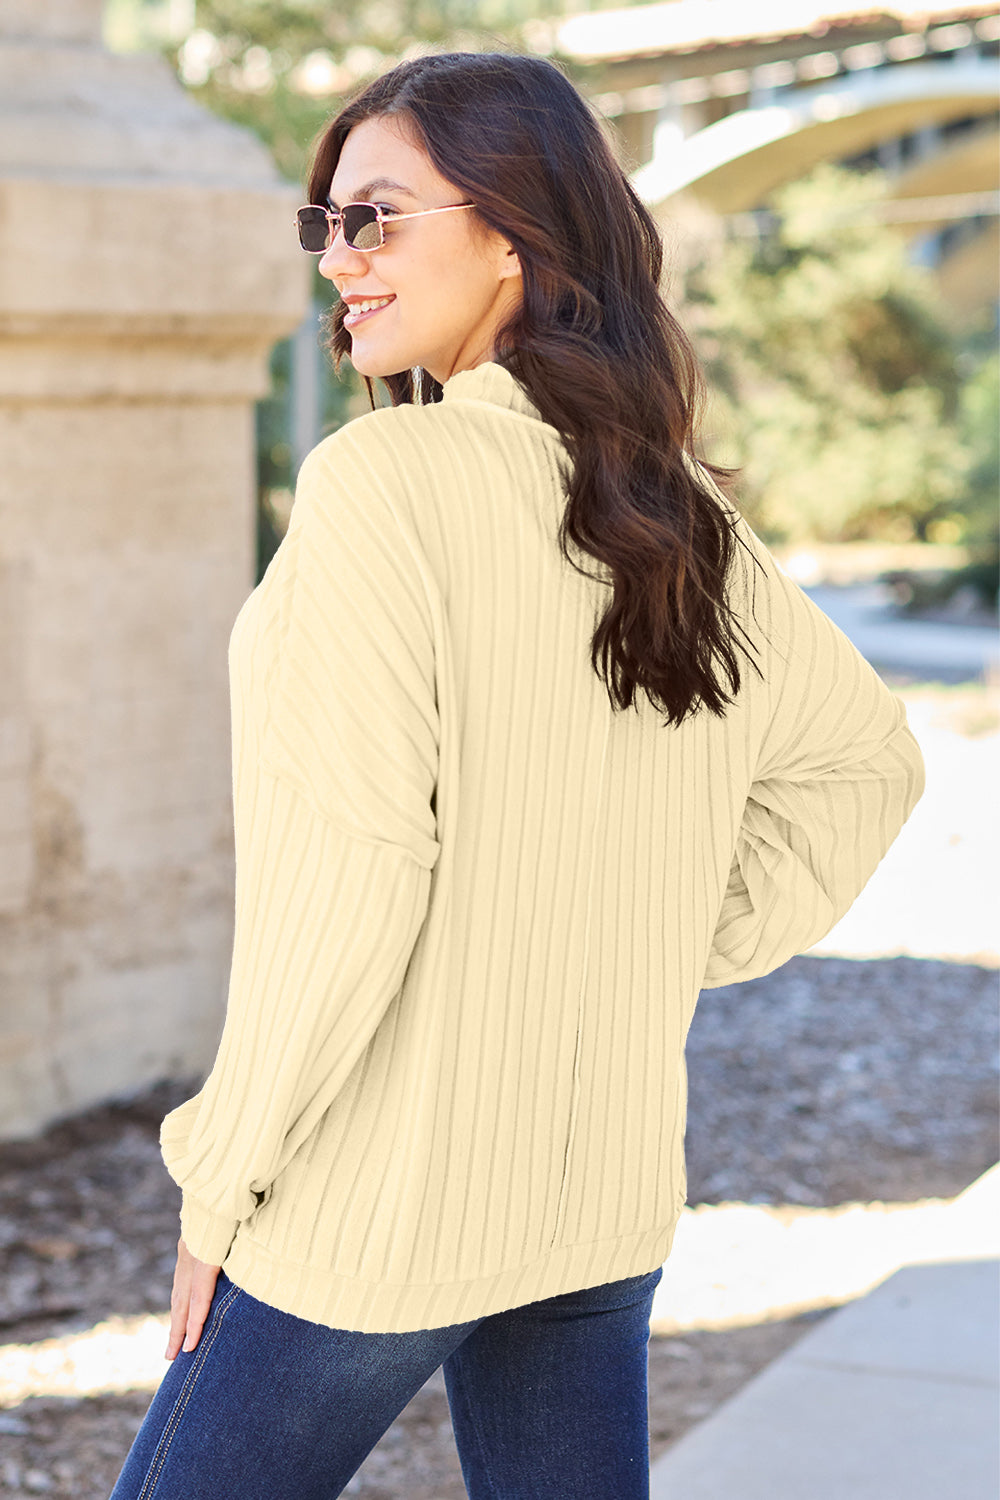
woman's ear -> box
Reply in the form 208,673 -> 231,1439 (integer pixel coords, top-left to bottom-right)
481,223 -> 521,283
498,243 -> 522,283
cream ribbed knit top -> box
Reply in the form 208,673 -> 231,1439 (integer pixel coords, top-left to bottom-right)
160,360 -> 924,1333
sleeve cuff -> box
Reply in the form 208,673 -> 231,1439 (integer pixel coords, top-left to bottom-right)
179,1191 -> 240,1267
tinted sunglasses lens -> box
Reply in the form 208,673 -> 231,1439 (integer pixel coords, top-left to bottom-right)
297,207 -> 330,253
343,205 -> 382,251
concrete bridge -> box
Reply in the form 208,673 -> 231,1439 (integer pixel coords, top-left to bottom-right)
539,2 -> 1000,314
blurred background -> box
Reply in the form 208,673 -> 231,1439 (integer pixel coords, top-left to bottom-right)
0,2 -> 996,1496
108,0 -> 999,589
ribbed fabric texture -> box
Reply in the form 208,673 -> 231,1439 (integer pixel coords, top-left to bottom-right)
160,361 -> 925,1333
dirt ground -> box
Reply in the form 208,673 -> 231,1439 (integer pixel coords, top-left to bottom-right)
0,1082 -> 837,1499
1,947 -> 996,1499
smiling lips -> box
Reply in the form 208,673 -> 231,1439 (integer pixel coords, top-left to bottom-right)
342,296 -> 395,328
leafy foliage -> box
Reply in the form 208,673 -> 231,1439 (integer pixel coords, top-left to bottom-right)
685,165 -> 991,549
956,341 -> 1000,557
170,0 -> 582,186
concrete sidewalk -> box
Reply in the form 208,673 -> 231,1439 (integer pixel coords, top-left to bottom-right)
649,1255 -> 999,1499
802,582 -> 1000,682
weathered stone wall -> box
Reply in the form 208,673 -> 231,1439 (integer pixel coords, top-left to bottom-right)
0,0 -> 310,1137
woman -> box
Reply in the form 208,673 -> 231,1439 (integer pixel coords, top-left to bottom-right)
110,50 -> 924,1500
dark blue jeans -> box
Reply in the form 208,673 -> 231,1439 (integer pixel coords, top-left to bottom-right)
109,1264 -> 663,1499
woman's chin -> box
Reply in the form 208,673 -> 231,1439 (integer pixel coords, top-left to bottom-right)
348,348 -> 408,380
346,347 -> 378,378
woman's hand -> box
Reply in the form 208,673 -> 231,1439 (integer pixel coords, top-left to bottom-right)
165,1236 -> 222,1360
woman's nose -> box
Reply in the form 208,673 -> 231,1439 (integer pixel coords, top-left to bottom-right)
317,231 -> 368,282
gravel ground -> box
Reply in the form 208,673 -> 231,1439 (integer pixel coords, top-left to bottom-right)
1,679 -> 997,1498
684,954 -> 997,1209
0,951 -> 995,1499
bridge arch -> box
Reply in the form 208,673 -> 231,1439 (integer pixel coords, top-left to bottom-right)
632,59 -> 999,213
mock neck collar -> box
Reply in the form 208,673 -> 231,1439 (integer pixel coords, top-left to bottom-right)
439,360 -> 541,421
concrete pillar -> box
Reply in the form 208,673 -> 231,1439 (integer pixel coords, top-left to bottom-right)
0,0 -> 310,1136
653,66 -> 686,159
876,136 -> 905,173
290,300 -> 325,472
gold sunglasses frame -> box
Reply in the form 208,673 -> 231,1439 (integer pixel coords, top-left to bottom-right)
295,200 -> 475,253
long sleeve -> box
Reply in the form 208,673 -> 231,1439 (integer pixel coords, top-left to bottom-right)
160,431 -> 441,1265
702,531 -> 925,989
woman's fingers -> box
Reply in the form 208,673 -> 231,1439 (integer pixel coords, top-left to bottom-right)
165,1237 -> 192,1361
183,1253 -> 221,1352
165,1236 -> 221,1360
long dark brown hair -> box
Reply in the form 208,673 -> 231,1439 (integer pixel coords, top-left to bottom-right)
307,51 -> 761,726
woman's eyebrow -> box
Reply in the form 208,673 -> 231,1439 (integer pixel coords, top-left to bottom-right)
328,177 -> 418,208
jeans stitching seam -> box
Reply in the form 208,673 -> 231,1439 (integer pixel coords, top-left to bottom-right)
136,1283 -> 243,1499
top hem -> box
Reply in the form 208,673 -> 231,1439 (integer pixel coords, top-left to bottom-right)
221,1219 -> 680,1334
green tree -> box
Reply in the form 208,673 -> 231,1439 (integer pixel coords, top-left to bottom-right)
685,165 -> 982,550
952,342 -> 1000,600
171,0 -> 585,186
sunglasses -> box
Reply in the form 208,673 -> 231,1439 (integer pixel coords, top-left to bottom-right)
295,200 -> 475,253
